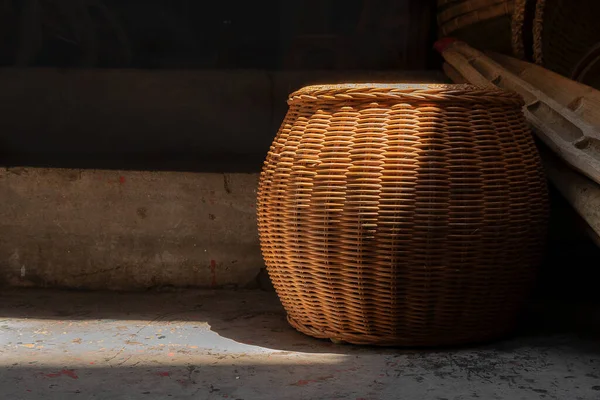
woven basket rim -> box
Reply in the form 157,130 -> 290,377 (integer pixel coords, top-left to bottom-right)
288,83 -> 523,105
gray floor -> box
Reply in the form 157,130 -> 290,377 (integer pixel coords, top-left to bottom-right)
0,289 -> 599,400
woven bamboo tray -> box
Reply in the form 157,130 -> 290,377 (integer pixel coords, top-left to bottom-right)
533,0 -> 600,84
257,83 -> 548,346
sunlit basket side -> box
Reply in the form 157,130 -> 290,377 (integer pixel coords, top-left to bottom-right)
257,84 -> 548,346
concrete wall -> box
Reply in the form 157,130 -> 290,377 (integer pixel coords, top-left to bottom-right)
0,68 -> 444,290
0,68 -> 444,171
0,167 -> 260,290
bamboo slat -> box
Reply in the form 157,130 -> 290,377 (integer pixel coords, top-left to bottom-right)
437,39 -> 600,186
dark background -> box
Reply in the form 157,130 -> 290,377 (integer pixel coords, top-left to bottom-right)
0,0 -> 598,304
0,0 -> 439,70
0,0 -> 440,173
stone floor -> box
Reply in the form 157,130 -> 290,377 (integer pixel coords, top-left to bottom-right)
0,289 -> 599,400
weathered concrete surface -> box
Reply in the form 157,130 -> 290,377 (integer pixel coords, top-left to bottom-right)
0,168 -> 261,290
0,289 -> 599,400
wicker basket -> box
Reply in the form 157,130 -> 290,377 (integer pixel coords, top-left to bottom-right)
257,84 -> 548,346
533,0 -> 600,84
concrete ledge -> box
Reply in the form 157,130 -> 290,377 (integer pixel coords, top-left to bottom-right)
0,167 -> 261,290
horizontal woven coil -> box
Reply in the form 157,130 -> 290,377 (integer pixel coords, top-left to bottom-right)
257,84 -> 548,346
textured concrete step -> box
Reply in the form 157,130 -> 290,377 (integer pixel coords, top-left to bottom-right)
0,168 -> 260,290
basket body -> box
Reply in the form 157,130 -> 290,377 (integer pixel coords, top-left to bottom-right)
257,84 -> 548,346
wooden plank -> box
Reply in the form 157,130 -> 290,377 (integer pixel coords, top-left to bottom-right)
442,62 -> 468,83
437,39 -> 600,186
442,44 -> 600,248
488,52 -> 600,127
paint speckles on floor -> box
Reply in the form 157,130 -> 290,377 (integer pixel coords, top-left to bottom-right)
0,289 -> 599,400
44,370 -> 79,379
291,375 -> 334,386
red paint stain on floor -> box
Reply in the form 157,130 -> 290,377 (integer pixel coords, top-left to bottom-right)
291,375 -> 334,386
45,369 -> 78,379
210,260 -> 217,287
157,372 -> 170,377
334,367 -> 359,373
119,176 -> 126,184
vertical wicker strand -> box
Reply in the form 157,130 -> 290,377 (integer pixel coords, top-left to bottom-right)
315,105 -> 356,337
282,105 -> 315,326
473,103 -> 511,336
304,106 -> 342,334
258,110 -> 297,314
439,103 -> 481,335
408,102 -> 451,340
492,104 -> 529,327
376,102 -> 421,341
359,103 -> 389,337
338,101 -> 386,337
